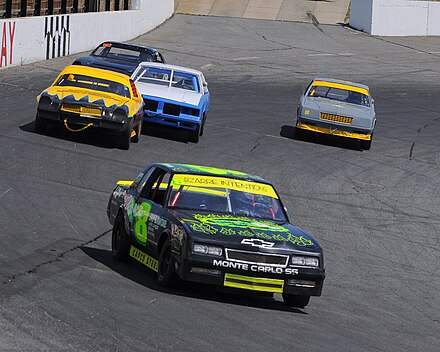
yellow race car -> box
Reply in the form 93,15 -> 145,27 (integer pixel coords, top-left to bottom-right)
35,65 -> 144,150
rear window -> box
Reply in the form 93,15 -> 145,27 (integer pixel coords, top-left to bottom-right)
55,74 -> 131,98
308,85 -> 370,107
91,43 -> 153,62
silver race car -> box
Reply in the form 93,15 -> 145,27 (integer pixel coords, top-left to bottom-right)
296,78 -> 376,150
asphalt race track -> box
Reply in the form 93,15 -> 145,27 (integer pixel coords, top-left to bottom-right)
0,15 -> 439,351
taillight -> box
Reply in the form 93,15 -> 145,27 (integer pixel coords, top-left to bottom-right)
130,80 -> 139,98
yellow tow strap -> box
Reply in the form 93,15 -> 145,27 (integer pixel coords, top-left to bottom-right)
64,119 -> 93,132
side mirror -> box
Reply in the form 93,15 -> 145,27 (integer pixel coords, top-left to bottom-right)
203,82 -> 208,87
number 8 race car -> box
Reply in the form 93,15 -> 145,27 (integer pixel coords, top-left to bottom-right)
107,163 -> 325,308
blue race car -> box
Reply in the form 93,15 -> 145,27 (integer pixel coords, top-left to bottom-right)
131,63 -> 210,143
73,42 -> 166,76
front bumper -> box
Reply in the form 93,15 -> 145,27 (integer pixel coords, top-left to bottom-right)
176,253 -> 325,296
297,116 -> 373,141
38,109 -> 128,133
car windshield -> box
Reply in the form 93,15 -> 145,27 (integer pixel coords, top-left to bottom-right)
308,85 -> 370,107
133,66 -> 199,92
91,43 -> 153,62
167,174 -> 287,222
55,74 -> 131,98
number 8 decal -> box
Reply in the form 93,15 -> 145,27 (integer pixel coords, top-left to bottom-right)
134,202 -> 151,246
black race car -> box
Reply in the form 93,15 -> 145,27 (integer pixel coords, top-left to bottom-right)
73,41 -> 166,76
107,163 -> 325,308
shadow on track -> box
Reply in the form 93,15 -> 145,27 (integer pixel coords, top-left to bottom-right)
280,125 -> 363,151
19,121 -> 190,148
81,246 -> 307,315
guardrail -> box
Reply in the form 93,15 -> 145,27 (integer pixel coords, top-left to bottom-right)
0,0 -> 174,69
350,0 -> 440,36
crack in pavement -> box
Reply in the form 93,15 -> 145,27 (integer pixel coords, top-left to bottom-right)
2,229 -> 111,285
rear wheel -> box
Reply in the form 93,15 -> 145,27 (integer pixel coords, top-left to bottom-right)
282,294 -> 310,308
360,135 -> 373,150
157,238 -> 178,287
131,119 -> 142,143
189,124 -> 201,143
34,113 -> 47,133
112,216 -> 130,262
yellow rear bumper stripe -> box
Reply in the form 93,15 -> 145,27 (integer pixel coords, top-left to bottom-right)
296,123 -> 372,140
224,273 -> 284,293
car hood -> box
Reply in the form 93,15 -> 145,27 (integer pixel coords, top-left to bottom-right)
172,210 -> 320,251
43,87 -> 129,107
304,97 -> 373,119
74,56 -> 136,75
135,82 -> 203,107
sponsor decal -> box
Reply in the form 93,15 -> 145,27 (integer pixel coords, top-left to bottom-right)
192,214 -> 288,232
213,259 -> 298,275
0,21 -> 16,68
44,15 -> 71,60
172,174 -> 278,199
224,273 -> 284,293
130,246 -> 158,272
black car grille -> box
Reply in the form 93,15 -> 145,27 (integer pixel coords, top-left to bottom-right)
225,249 -> 288,267
163,103 -> 181,116
144,99 -> 159,112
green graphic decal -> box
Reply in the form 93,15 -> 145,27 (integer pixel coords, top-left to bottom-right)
182,213 -> 315,247
134,202 -> 151,245
193,214 -> 289,233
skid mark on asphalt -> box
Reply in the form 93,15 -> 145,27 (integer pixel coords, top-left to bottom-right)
1,229 -> 111,286
0,187 -> 12,199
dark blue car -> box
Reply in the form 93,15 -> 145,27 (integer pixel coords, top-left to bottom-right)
73,42 -> 166,76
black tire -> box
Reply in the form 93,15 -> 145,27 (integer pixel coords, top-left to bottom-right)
157,238 -> 178,287
360,135 -> 372,150
282,294 -> 310,308
294,126 -> 304,139
119,125 -> 131,150
189,124 -> 201,143
112,216 -> 130,262
131,119 -> 142,143
199,115 -> 206,136
34,113 -> 47,133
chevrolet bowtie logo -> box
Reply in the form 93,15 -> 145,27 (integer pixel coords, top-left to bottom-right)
241,238 -> 275,248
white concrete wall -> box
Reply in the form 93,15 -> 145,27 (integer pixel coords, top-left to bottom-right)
350,0 -> 440,36
0,0 -> 174,69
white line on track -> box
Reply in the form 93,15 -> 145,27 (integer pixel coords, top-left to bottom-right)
200,64 -> 215,70
231,56 -> 260,61
0,187 -> 12,199
338,53 -> 354,56
307,53 -> 334,57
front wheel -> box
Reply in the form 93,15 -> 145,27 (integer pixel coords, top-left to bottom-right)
282,294 -> 310,308
119,124 -> 132,150
112,216 -> 130,262
157,238 -> 178,287
34,113 -> 47,133
131,119 -> 142,143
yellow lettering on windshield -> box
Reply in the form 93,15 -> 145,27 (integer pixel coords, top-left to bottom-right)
172,175 -> 278,199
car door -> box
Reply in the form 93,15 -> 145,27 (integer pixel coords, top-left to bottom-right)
132,168 -> 171,255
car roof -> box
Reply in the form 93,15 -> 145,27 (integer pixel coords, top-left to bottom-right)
313,77 -> 370,92
152,163 -> 270,183
57,65 -> 131,85
98,41 -> 159,54
137,62 -> 203,76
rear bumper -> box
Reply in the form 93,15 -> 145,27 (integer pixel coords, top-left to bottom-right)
143,113 -> 200,132
176,255 -> 325,296
297,117 -> 373,140
38,109 -> 128,133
